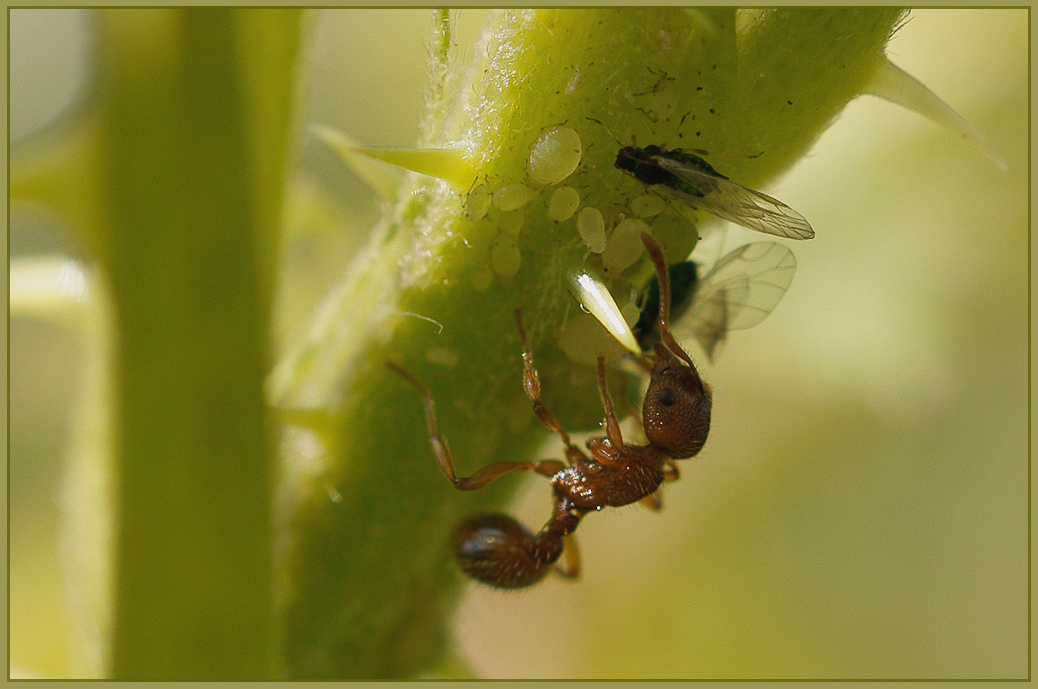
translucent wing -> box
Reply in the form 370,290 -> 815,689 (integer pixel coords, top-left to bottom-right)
650,153 -> 815,240
673,242 -> 797,361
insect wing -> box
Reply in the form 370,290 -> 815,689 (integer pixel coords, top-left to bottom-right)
707,242 -> 797,330
652,155 -> 815,240
677,281 -> 746,361
672,242 -> 797,360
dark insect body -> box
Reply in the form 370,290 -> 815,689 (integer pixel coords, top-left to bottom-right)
615,145 -> 815,240
388,232 -> 712,589
634,242 -> 796,362
633,260 -> 700,352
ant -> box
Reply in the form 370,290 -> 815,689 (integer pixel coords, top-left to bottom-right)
387,231 -> 712,589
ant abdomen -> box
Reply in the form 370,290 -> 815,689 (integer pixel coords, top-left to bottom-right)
451,514 -> 554,589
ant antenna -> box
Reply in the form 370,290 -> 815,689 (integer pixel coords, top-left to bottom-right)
639,231 -> 696,369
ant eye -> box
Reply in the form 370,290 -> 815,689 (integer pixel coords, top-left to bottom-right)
658,387 -> 676,406
642,358 -> 712,459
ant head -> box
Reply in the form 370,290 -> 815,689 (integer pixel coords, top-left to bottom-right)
638,230 -> 713,458
643,347 -> 711,458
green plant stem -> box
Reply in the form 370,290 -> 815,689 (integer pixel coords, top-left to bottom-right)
90,9 -> 303,679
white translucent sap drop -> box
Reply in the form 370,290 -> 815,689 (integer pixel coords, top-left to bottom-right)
492,184 -> 538,211
547,186 -> 580,223
465,184 -> 492,221
527,126 -> 582,186
602,218 -> 650,275
566,270 -> 641,355
576,207 -> 606,253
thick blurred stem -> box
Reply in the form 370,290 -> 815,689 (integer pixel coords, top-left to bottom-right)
93,8 -> 303,679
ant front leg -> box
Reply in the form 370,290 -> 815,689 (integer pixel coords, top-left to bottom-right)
386,361 -> 565,490
514,309 -> 586,465
586,355 -> 625,467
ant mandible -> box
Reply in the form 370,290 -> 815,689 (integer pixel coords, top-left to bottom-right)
387,231 -> 712,589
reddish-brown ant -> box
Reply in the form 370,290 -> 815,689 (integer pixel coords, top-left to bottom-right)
387,231 -> 712,589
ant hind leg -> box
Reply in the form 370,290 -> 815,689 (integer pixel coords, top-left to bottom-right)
387,361 -> 564,490
639,460 -> 679,511
554,534 -> 580,579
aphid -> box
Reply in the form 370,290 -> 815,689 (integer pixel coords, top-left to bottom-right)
614,145 -> 815,240
601,217 -> 651,275
464,183 -> 492,222
576,207 -> 606,253
492,183 -> 538,211
388,232 -> 711,589
527,126 -> 583,187
547,186 -> 581,223
633,241 -> 796,361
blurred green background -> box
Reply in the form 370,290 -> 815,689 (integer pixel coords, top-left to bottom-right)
9,9 -> 1028,678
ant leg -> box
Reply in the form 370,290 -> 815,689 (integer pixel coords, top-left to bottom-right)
450,459 -> 565,491
640,492 -> 663,511
514,310 -> 585,465
640,231 -> 696,368
588,354 -> 625,467
553,534 -> 580,579
616,372 -> 642,421
387,361 -> 565,490
639,461 -> 679,511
